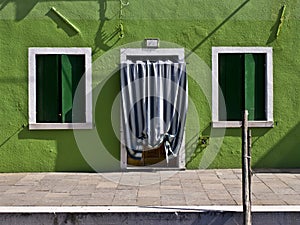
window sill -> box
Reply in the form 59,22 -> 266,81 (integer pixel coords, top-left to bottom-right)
29,123 -> 93,130
212,121 -> 274,128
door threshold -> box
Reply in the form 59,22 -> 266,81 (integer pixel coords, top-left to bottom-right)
124,166 -> 186,172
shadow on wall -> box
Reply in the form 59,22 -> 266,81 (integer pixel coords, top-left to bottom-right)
0,0 -> 120,51
0,0 -> 104,21
93,0 -> 121,54
17,71 -> 121,172
18,128 -> 94,172
0,0 -> 39,21
185,0 -> 250,58
266,5 -> 286,45
94,71 -> 121,161
254,122 -> 300,169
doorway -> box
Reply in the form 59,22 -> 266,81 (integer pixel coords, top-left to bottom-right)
120,48 -> 187,170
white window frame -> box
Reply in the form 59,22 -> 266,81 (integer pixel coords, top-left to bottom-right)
212,47 -> 273,128
28,47 -> 92,130
120,48 -> 186,169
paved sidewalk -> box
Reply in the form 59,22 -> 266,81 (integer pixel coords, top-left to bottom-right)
0,169 -> 300,206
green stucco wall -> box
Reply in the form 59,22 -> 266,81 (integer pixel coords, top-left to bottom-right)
0,0 -> 299,172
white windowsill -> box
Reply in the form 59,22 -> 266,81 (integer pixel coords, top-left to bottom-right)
29,123 -> 93,130
212,121 -> 274,128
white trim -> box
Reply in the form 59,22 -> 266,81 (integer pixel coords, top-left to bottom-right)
212,121 -> 274,128
29,123 -> 93,130
1,205 -> 300,213
178,131 -> 186,169
212,47 -> 273,128
120,48 -> 186,169
120,48 -> 185,63
120,114 -> 127,170
212,47 -> 273,54
266,49 -> 274,122
28,47 -> 92,130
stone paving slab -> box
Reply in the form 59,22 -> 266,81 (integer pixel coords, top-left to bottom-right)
0,169 -> 300,206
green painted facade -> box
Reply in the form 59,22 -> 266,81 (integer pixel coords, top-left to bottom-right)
0,0 -> 300,172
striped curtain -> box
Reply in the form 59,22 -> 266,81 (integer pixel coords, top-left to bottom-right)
121,60 -> 187,163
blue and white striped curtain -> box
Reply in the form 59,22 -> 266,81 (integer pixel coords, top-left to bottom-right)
121,60 -> 188,163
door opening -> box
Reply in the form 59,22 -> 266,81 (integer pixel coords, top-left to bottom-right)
120,48 -> 187,170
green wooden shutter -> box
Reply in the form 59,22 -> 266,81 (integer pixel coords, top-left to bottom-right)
219,54 -> 243,121
61,55 -> 73,123
253,54 -> 266,120
61,55 -> 85,123
244,54 -> 255,120
219,53 -> 266,122
36,55 -> 60,122
36,54 -> 85,123
244,53 -> 266,120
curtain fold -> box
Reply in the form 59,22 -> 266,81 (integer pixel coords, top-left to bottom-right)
121,60 -> 187,162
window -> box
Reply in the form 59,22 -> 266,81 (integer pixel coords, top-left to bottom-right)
212,47 -> 273,128
120,48 -> 187,169
28,48 -> 92,130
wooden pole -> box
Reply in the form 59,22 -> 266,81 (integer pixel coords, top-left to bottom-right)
242,110 -> 251,225
248,129 -> 252,205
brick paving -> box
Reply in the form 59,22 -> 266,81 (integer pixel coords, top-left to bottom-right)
0,169 -> 299,206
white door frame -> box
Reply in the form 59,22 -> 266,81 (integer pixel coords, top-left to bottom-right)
120,48 -> 186,170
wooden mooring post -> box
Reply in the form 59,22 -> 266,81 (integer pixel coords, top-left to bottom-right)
242,110 -> 252,225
